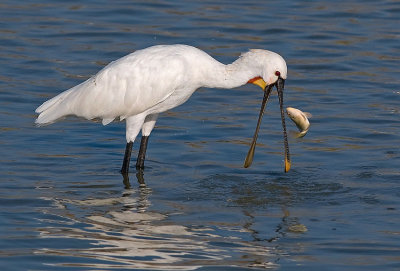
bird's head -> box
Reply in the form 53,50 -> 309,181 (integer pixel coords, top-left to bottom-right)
243,49 -> 290,172
245,49 -> 287,89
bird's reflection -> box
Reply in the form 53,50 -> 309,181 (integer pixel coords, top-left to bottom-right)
35,186 -> 280,270
34,172 -> 313,270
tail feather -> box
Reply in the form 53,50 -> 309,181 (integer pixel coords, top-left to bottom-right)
35,89 -> 73,125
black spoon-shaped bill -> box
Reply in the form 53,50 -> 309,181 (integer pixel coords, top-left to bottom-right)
243,77 -> 291,172
243,84 -> 273,168
276,78 -> 291,172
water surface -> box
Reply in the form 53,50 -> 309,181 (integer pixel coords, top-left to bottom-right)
1,0 -> 399,270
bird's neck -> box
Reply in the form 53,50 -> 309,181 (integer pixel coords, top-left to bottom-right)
201,56 -> 260,89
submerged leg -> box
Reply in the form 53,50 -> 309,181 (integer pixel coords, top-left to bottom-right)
136,136 -> 149,169
121,141 -> 133,174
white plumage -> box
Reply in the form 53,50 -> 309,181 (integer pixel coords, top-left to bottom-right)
35,44 -> 289,174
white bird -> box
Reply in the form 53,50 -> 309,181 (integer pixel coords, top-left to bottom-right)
35,44 -> 291,174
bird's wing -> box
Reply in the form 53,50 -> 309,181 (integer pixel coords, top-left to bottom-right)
59,49 -> 189,123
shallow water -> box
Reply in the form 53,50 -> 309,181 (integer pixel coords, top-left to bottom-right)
1,0 -> 400,270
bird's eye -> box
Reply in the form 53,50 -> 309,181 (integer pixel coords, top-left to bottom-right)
275,71 -> 281,76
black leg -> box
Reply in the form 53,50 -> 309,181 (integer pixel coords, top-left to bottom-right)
136,135 -> 149,169
122,173 -> 130,189
136,169 -> 146,187
121,141 -> 133,174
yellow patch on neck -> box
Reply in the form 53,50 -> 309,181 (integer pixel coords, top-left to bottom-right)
247,76 -> 267,90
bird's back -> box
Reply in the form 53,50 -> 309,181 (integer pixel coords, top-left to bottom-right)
35,44 -> 215,125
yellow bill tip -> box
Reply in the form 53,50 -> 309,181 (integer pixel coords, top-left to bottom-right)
243,145 -> 255,168
284,158 -> 291,173
243,156 -> 251,168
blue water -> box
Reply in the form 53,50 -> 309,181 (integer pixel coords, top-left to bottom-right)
1,0 -> 400,270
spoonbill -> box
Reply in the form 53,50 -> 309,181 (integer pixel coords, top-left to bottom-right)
35,44 -> 290,174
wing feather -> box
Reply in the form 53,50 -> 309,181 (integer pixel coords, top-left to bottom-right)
36,45 -> 191,125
